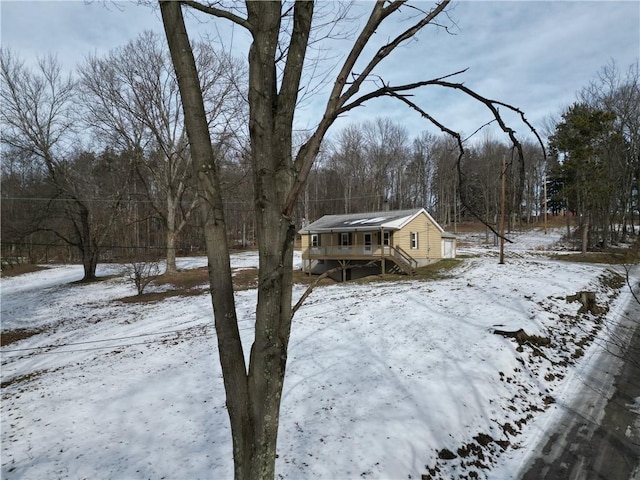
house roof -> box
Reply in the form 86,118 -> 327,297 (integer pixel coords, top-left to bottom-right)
299,208 -> 446,234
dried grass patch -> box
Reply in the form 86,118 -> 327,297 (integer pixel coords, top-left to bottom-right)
1,328 -> 43,347
0,264 -> 48,277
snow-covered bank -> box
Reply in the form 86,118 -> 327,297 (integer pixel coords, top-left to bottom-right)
1,230 -> 637,479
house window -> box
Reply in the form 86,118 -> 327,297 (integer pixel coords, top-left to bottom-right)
340,232 -> 351,246
311,234 -> 320,247
410,231 -> 418,249
383,231 -> 390,246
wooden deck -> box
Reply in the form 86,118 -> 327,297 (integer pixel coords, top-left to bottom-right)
304,245 -> 417,275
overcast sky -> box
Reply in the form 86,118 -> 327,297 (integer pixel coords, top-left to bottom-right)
1,1 -> 639,143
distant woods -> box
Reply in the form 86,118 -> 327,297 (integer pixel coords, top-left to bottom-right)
1,35 -> 638,276
1,32 -> 249,278
302,120 -> 547,234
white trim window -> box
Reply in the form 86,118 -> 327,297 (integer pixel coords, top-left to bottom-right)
383,231 -> 390,246
410,231 -> 419,249
311,234 -> 320,247
340,232 -> 351,246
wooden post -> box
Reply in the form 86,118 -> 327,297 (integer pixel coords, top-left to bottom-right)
453,182 -> 458,235
307,233 -> 311,276
543,172 -> 548,235
499,154 -> 507,265
380,228 -> 385,276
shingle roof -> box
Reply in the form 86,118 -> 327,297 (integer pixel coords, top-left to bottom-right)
299,208 -> 425,233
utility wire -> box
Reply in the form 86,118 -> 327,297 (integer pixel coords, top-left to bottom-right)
1,336 -> 203,357
1,241 -> 191,251
2,191 -> 401,205
0,302 -> 351,358
1,325 -> 206,353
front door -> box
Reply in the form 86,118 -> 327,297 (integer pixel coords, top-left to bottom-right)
364,233 -> 372,252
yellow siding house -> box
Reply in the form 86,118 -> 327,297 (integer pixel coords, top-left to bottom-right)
299,208 -> 456,281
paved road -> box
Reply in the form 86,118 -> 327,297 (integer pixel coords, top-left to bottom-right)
521,291 -> 640,480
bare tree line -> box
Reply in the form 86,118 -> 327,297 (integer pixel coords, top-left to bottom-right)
1,32 -> 249,278
2,31 -> 638,282
300,119 -> 549,236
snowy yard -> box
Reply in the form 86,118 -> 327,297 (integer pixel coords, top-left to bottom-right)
1,229 -> 638,479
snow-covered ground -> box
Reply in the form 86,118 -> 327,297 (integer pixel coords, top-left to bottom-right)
1,228 -> 638,479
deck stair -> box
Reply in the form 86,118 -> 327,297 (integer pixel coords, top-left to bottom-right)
389,246 -> 417,275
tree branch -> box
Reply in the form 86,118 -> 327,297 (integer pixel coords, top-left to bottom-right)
181,0 -> 252,31
338,0 -> 451,108
291,260 -> 378,317
277,2 -> 314,121
285,1 -> 453,216
384,89 -> 516,243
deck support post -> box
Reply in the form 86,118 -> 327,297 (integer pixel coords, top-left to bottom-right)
380,228 -> 385,276
339,260 -> 348,282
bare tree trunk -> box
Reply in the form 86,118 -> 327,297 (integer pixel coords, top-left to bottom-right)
166,196 -> 178,273
166,230 -> 178,273
160,4 -> 251,478
582,210 -> 590,255
82,248 -> 99,281
159,2 -> 544,479
78,203 -> 98,281
241,3 -> 311,476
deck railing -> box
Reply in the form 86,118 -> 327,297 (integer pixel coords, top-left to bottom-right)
308,245 -> 391,257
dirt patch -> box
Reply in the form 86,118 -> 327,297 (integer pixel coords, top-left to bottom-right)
119,267 -> 262,303
550,244 -> 639,265
71,274 -> 121,285
0,370 -> 45,389
119,267 -> 209,303
600,271 -> 625,290
292,270 -> 336,286
119,288 -> 206,304
232,268 -> 259,290
437,449 -> 457,460
0,264 -> 48,277
1,328 -> 43,347
343,259 -> 462,284
425,432 -> 511,480
155,267 -> 209,290
493,328 -> 551,348
413,259 -> 462,280
153,266 -> 260,291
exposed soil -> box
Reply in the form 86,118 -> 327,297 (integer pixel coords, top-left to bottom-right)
0,370 -> 45,389
119,266 -> 264,303
522,294 -> 640,480
154,267 -> 210,290
0,264 -> 48,277
420,270 -> 626,480
551,242 -> 639,265
1,329 -> 43,347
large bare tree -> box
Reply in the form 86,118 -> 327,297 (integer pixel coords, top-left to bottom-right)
158,1 -> 540,478
0,49 -> 130,280
364,118 -> 411,210
78,31 -> 246,272
328,124 -> 368,213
